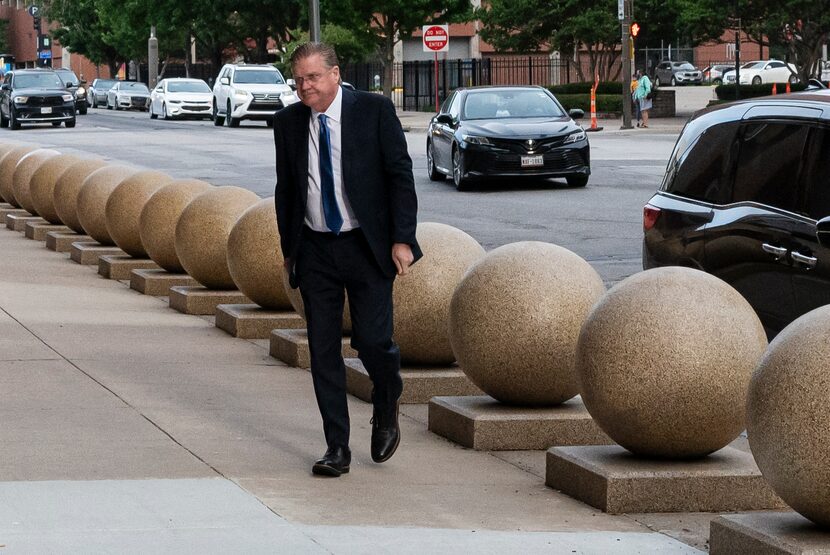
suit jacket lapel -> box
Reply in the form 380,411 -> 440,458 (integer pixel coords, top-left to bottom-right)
340,88 -> 356,198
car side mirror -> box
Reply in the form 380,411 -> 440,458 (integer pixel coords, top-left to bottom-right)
0,84 -> 8,91
286,78 -> 296,90
569,109 -> 585,119
66,82 -> 73,89
817,217 -> 830,248
219,77 -> 230,85
435,114 -> 453,125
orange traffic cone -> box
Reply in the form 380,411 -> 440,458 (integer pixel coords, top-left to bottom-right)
772,83 -> 777,95
786,80 -> 791,94
586,77 -> 603,132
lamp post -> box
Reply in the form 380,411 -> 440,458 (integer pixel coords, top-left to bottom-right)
734,0 -> 741,100
309,0 -> 321,42
620,0 -> 633,129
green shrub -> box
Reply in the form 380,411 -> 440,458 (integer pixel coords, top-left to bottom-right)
555,93 -> 622,113
715,82 -> 808,100
547,81 -> 623,95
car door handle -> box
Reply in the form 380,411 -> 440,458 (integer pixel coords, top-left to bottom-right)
762,243 -> 788,261
791,251 -> 818,269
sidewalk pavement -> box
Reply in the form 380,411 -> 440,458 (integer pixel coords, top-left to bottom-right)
0,213 -> 712,553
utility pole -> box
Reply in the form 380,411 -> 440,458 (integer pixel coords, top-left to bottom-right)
620,0 -> 633,129
309,0 -> 321,42
734,0 -> 741,100
148,26 -> 159,88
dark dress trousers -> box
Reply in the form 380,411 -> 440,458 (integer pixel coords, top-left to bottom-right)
274,87 -> 422,449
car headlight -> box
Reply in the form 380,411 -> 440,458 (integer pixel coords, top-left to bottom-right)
462,134 -> 492,145
62,94 -> 74,102
13,96 -> 28,104
234,90 -> 250,100
281,91 -> 296,101
564,130 -> 586,144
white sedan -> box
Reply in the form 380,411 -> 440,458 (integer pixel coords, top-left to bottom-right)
734,60 -> 799,85
149,78 -> 213,120
106,81 -> 151,111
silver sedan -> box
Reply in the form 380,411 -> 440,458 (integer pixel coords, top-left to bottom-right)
106,81 -> 151,111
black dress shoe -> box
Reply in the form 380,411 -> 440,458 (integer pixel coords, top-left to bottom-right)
312,446 -> 351,477
371,400 -> 401,463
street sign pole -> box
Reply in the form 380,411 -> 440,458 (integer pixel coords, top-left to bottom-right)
422,25 -> 449,112
620,0 -> 633,129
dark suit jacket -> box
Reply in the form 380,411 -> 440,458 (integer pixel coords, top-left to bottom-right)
274,87 -> 422,279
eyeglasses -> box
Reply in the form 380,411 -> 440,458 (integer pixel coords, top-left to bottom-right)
294,67 -> 336,85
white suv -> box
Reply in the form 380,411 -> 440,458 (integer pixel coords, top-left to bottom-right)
212,64 -> 298,127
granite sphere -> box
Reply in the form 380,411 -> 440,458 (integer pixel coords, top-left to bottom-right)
76,165 -> 139,245
30,154 -> 83,223
53,158 -> 108,233
105,170 -> 173,257
576,266 -> 767,458
394,222 -> 484,365
282,265 -> 352,331
747,305 -> 830,528
12,149 -> 61,215
175,186 -> 260,289
0,145 -> 39,206
227,198 -> 291,309
139,179 -> 213,273
449,241 -> 605,406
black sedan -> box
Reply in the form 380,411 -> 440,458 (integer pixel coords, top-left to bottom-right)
426,86 -> 590,190
0,69 -> 76,129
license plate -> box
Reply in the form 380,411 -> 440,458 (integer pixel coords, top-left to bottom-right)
41,107 -> 52,114
521,155 -> 543,167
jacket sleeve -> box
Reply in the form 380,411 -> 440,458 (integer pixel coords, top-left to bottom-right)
273,116 -> 294,258
377,96 -> 418,247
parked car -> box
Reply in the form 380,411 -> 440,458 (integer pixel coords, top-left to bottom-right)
703,64 -> 733,86
643,93 -> 830,337
426,85 -> 589,190
212,63 -> 298,127
653,61 -> 703,86
820,60 -> 830,82
54,68 -> 87,115
727,60 -> 799,85
106,81 -> 150,111
0,68 -> 76,129
722,62 -> 759,85
149,78 -> 212,120
89,78 -> 119,108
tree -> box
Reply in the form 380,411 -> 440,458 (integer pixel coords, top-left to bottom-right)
282,24 -> 376,74
43,0 -> 124,76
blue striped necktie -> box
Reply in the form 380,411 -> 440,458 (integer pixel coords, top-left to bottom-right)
318,114 -> 343,234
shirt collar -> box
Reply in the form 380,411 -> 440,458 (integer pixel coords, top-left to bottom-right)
312,86 -> 343,123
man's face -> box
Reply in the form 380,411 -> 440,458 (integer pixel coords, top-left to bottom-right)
293,53 -> 341,113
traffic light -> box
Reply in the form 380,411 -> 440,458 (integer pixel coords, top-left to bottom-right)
33,16 -> 41,33
630,22 -> 641,37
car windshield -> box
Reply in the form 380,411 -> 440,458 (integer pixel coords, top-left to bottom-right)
745,62 -> 765,69
14,73 -> 64,89
95,80 -> 118,89
675,62 -> 695,70
167,80 -> 210,93
462,89 -> 564,120
233,70 -> 285,84
122,82 -> 149,92
57,71 -> 79,85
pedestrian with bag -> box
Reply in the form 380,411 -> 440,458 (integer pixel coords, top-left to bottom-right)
634,70 -> 653,128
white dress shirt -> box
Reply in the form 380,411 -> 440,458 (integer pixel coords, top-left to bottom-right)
305,86 -> 359,232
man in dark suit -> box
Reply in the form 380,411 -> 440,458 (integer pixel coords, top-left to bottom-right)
274,42 -> 422,477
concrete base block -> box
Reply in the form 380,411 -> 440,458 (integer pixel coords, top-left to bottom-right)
129,269 -> 198,296
215,304 -> 304,339
545,445 -> 786,514
428,395 -> 612,450
6,213 -> 43,231
24,222 -> 70,241
710,513 -> 830,555
98,255 -> 160,280
46,232 -> 92,252
346,359 -> 482,405
0,207 -> 29,222
168,286 -> 250,316
269,329 -> 355,369
69,242 -> 124,265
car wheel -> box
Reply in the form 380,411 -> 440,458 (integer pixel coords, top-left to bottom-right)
226,101 -> 239,128
426,141 -> 444,181
566,174 -> 589,188
752,76 -> 762,85
51,122 -> 61,127
213,101 -> 224,126
788,74 -> 798,84
713,78 -> 722,86
65,118 -> 76,128
9,107 -> 20,130
149,103 -> 158,119
670,76 -> 677,86
162,103 -> 170,120
107,99 -> 113,110
452,147 -> 470,191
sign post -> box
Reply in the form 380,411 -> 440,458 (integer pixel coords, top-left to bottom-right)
422,25 -> 449,112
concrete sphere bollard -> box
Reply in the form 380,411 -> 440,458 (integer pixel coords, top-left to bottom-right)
747,305 -> 830,528
449,241 -> 605,406
105,170 -> 173,257
53,158 -> 108,233
175,186 -> 260,289
139,179 -> 213,273
227,198 -> 291,309
30,154 -> 83,224
576,266 -> 767,459
0,145 -> 39,206
12,149 -> 61,215
282,266 -> 352,332
76,165 -> 139,245
394,222 -> 484,365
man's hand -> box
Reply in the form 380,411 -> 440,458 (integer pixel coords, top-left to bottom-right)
391,243 -> 414,275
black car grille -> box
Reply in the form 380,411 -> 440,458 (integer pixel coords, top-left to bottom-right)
491,150 -> 585,172
488,136 -> 566,152
130,97 -> 147,107
183,105 -> 210,111
26,96 -> 64,107
249,99 -> 283,111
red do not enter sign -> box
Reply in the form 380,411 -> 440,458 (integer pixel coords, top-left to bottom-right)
422,25 -> 449,52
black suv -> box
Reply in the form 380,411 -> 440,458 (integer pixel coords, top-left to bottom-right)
55,68 -> 88,114
0,69 -> 76,129
643,92 -> 830,337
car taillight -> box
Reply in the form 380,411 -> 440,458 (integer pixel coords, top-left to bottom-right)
643,204 -> 661,231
